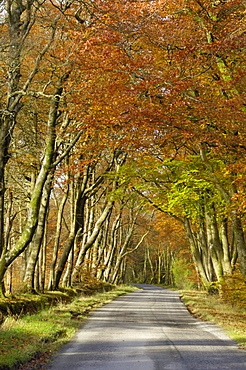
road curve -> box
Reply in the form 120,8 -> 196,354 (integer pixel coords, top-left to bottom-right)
48,284 -> 246,370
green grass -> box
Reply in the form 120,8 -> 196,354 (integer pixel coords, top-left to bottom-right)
180,289 -> 246,349
2,285 -> 245,368
0,285 -> 138,369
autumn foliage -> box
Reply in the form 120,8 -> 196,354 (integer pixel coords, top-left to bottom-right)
0,0 -> 245,300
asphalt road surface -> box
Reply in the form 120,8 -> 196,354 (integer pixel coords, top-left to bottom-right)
48,284 -> 246,369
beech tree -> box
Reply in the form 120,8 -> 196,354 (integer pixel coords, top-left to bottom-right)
0,0 -> 84,295
115,0 -> 246,282
0,0 -> 245,294
119,146 -> 244,287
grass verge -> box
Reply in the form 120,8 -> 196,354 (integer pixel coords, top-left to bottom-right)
0,285 -> 138,369
180,290 -> 246,349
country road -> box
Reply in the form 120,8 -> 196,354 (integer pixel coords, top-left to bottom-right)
48,285 -> 246,369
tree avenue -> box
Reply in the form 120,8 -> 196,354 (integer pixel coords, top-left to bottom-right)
0,0 -> 245,297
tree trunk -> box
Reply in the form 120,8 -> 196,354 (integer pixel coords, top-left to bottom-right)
184,217 -> 211,287
71,151 -> 127,284
205,203 -> 224,282
96,219 -> 110,280
39,225 -> 47,292
51,167 -> 91,290
72,198 -> 115,283
232,214 -> 246,276
0,0 -> 30,292
48,171 -> 69,290
0,79 -> 63,296
52,230 -> 77,290
220,218 -> 233,275
110,219 -> 149,285
102,212 -> 121,282
62,243 -> 74,288
23,173 -> 53,292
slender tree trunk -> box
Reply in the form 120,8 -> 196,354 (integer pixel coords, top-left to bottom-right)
96,220 -> 110,280
184,217 -> 211,287
0,78 -> 64,296
220,218 -> 233,275
51,154 -> 122,290
147,244 -> 154,283
40,226 -> 47,292
102,212 -> 121,281
110,225 -> 149,285
48,173 -> 69,290
0,0 -> 28,294
71,151 -> 127,284
23,173 -> 53,292
72,198 -> 115,283
53,231 -> 77,290
91,230 -> 103,277
109,226 -> 134,284
51,169 -> 90,290
143,247 -> 148,283
232,214 -> 246,276
0,0 -> 59,296
205,203 -> 224,282
62,246 -> 74,288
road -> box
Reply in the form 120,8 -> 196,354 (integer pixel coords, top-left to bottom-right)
48,284 -> 246,369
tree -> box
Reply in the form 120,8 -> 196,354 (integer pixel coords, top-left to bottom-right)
1,0 -> 245,294
0,0 -> 83,295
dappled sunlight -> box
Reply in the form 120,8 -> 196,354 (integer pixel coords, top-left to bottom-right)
49,286 -> 246,370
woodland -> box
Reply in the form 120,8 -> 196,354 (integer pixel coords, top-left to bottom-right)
0,0 -> 245,298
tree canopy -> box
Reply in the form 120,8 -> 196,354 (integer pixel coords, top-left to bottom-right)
0,0 -> 245,296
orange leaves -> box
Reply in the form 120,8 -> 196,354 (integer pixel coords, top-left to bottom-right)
220,270 -> 246,308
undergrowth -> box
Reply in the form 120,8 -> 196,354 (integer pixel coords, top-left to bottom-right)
0,285 -> 137,369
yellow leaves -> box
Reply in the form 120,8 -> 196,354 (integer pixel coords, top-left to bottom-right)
222,170 -> 231,178
220,271 -> 246,308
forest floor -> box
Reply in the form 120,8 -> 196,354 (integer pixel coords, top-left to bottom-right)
0,285 -> 245,369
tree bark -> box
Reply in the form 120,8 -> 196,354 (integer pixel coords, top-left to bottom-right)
23,172 -> 53,292
51,164 -> 93,290
48,169 -> 70,290
0,78 -> 64,296
102,212 -> 121,282
72,198 -> 115,283
232,214 -> 246,276
0,0 -> 29,268
184,217 -> 211,287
